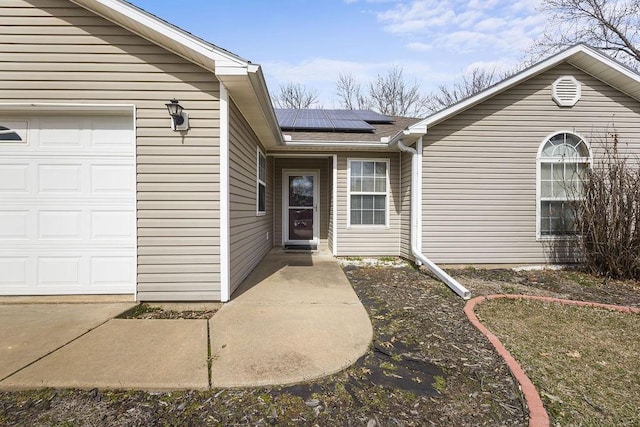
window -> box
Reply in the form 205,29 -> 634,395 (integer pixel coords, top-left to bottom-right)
0,125 -> 23,142
349,159 -> 388,226
538,132 -> 590,237
256,149 -> 266,215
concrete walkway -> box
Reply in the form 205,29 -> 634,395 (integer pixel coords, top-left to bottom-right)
0,248 -> 372,390
209,248 -> 373,387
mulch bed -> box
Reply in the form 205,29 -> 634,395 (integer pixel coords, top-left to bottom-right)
1,261 -> 637,426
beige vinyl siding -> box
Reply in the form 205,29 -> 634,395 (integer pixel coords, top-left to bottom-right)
400,149 -> 412,259
336,152 -> 401,256
228,99 -> 272,295
421,63 -> 640,265
2,0 -> 222,300
274,157 -> 331,247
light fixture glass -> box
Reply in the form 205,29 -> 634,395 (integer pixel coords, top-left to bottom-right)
165,99 -> 184,125
165,99 -> 189,130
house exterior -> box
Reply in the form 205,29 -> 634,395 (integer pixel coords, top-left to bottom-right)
1,0 -> 640,302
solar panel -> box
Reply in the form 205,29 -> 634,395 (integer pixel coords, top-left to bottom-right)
352,110 -> 394,123
296,109 -> 324,119
275,109 -> 297,127
324,110 -> 360,121
331,120 -> 375,131
274,108 -> 380,132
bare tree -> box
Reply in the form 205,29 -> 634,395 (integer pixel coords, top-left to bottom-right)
531,0 -> 640,69
336,73 -> 370,110
272,82 -> 319,109
367,66 -> 428,117
425,66 -> 504,113
335,67 -> 427,116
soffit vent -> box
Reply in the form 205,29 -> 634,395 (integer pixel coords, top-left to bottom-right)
552,76 -> 581,107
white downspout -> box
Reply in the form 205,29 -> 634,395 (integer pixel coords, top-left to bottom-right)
397,140 -> 471,300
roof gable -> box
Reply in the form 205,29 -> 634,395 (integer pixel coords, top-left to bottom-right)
68,0 -> 282,146
407,44 -> 640,138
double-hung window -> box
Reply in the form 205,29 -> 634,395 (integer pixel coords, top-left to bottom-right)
537,132 -> 590,237
256,149 -> 266,215
349,159 -> 388,226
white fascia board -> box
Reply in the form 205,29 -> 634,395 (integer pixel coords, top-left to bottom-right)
246,65 -> 283,144
408,44 -> 638,132
284,141 -> 394,149
70,0 -> 249,70
216,65 -> 250,76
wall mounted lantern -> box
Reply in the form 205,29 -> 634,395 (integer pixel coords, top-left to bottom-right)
165,99 -> 189,131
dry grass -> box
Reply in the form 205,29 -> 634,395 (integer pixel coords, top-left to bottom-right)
476,298 -> 640,426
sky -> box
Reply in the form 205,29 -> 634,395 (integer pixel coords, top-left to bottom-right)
128,0 -> 548,107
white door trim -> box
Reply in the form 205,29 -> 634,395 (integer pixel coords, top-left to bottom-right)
282,169 -> 320,246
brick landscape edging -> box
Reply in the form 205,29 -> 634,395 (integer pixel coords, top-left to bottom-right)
464,294 -> 640,427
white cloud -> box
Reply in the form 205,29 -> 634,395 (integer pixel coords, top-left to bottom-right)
375,0 -> 548,55
406,41 -> 433,52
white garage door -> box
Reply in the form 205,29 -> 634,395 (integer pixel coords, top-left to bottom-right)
0,114 -> 136,295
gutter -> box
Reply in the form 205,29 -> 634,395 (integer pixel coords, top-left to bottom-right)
396,139 -> 471,300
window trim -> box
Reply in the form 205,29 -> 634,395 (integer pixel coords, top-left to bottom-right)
536,131 -> 592,240
256,147 -> 267,216
347,158 -> 390,228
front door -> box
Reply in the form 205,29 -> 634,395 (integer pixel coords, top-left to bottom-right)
283,170 -> 319,247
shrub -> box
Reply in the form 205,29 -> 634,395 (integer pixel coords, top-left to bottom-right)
574,134 -> 640,279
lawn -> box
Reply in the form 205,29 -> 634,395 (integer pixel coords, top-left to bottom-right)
476,298 -> 640,426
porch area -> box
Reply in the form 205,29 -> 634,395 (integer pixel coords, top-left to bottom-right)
210,247 -> 372,387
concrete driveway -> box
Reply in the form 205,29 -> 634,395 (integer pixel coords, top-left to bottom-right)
0,302 -> 211,391
0,303 -> 134,381
0,248 -> 373,390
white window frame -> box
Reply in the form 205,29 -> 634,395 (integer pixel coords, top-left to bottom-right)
347,158 -> 390,228
256,147 -> 266,216
536,131 -> 592,240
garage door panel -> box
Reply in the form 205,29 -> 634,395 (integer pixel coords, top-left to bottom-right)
90,116 -> 134,150
37,164 -> 83,193
0,114 -> 135,296
0,258 -> 29,287
0,211 -> 29,239
91,210 -> 135,240
91,164 -> 135,193
91,256 -> 135,286
37,117 -> 83,148
38,210 -> 83,240
0,164 -> 29,192
38,257 -> 82,287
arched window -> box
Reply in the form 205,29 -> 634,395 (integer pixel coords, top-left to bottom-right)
537,132 -> 590,237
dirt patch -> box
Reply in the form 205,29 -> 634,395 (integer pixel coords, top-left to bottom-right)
118,303 -> 218,320
449,266 -> 640,307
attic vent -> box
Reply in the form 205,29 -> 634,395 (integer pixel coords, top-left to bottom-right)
552,76 -> 581,107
